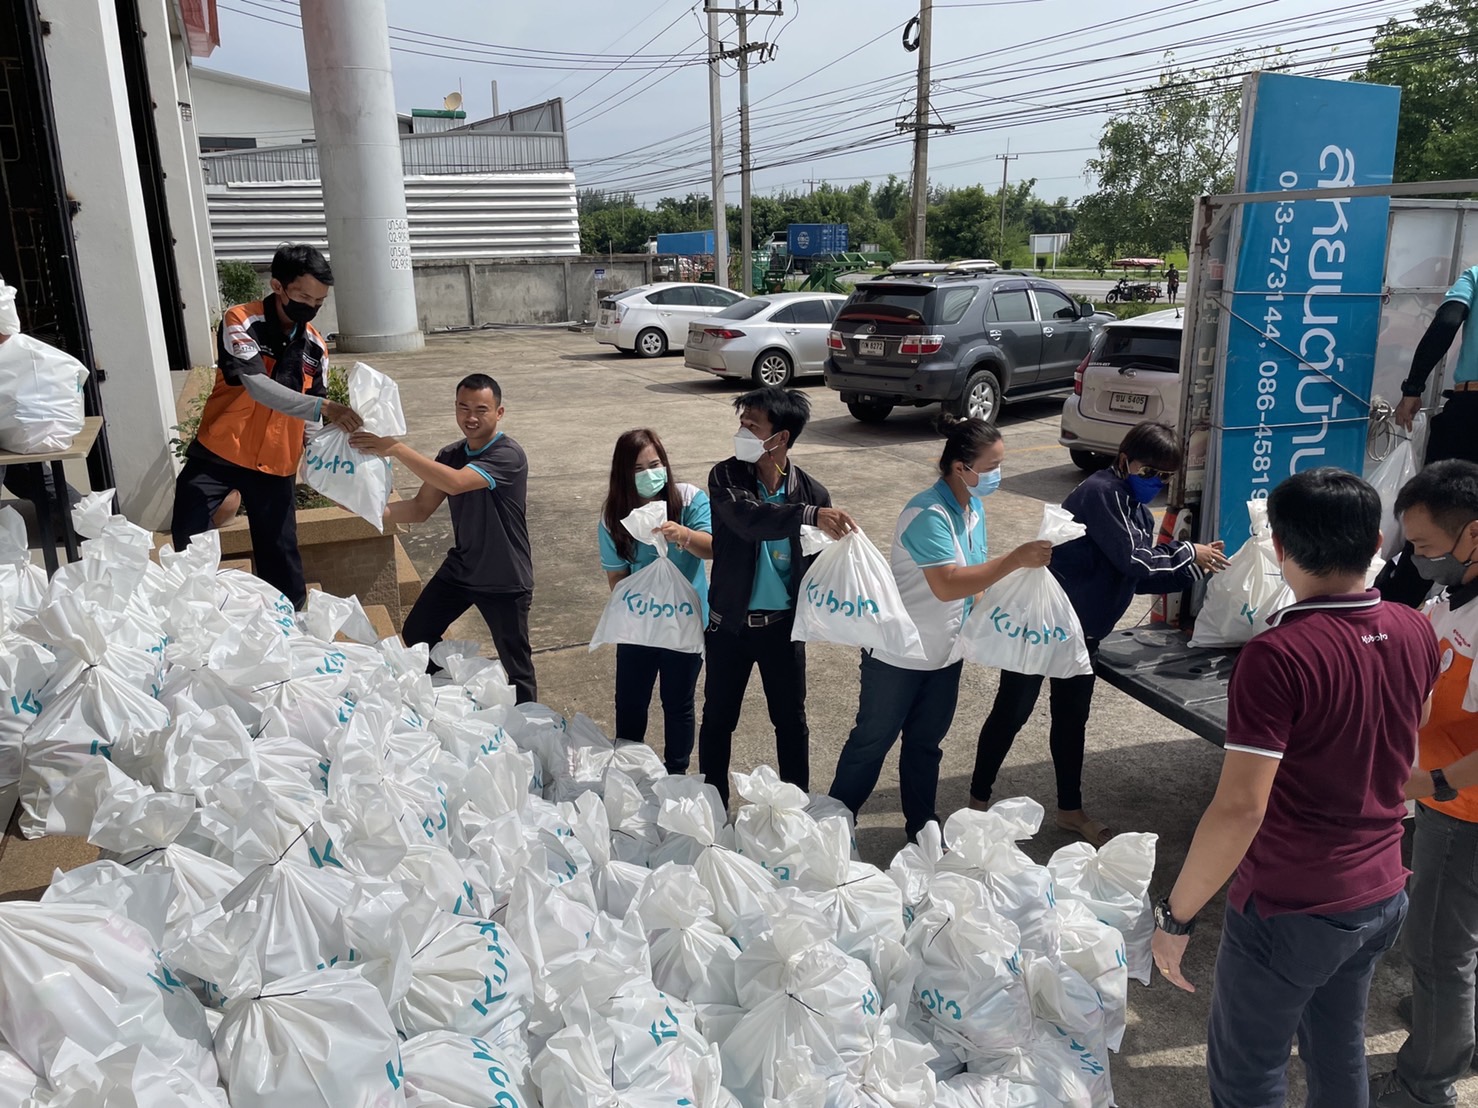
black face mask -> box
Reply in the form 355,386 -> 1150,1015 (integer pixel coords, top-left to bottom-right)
281,297 -> 319,325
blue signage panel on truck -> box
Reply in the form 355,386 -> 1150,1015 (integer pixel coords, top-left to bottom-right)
787,223 -> 849,257
655,231 -> 716,255
1213,72 -> 1400,555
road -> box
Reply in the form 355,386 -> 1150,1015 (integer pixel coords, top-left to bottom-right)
365,328 -> 1458,1108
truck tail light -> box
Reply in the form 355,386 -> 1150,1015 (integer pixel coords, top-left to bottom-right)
1073,351 -> 1091,395
703,328 -> 745,340
827,330 -> 845,350
898,334 -> 945,356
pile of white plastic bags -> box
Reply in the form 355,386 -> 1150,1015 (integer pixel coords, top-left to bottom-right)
0,495 -> 1161,1108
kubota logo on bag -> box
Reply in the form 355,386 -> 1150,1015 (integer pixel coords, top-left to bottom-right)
804,581 -> 881,618
986,605 -> 1072,644
621,587 -> 696,619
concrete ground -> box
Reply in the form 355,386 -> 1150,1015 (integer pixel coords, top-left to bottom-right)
371,328 -> 1474,1108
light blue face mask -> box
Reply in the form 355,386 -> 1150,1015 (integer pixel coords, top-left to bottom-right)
634,466 -> 668,499
966,465 -> 1002,499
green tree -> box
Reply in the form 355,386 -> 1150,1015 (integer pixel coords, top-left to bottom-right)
1355,0 -> 1478,182
1075,61 -> 1242,257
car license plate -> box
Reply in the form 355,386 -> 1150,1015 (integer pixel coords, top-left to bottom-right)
859,339 -> 885,357
689,333 -> 704,347
1109,392 -> 1148,414
599,312 -> 611,325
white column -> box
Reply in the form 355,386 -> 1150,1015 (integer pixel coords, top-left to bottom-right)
36,0 -> 178,529
137,0 -> 216,368
300,0 -> 423,353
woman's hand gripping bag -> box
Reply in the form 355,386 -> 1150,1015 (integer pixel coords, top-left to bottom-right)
1189,498 -> 1292,648
960,505 -> 1091,679
589,501 -> 704,655
791,529 -> 926,659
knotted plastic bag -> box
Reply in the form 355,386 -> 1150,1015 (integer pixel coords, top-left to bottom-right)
299,362 -> 404,530
590,501 -> 705,656
1190,498 -> 1292,648
959,505 -> 1092,679
0,332 -> 88,453
791,529 -> 926,659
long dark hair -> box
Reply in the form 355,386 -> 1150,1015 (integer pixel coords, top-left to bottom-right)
603,428 -> 684,562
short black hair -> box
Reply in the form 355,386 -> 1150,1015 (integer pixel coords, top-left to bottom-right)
1267,467 -> 1380,577
734,387 -> 811,446
1394,459 -> 1478,536
271,243 -> 334,287
456,373 -> 501,405
935,414 -> 1003,475
1117,420 -> 1182,472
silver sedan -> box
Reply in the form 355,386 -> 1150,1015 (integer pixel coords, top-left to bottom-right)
683,292 -> 846,387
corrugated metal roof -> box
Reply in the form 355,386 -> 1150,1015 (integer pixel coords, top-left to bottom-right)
200,130 -> 569,184
207,173 -> 581,262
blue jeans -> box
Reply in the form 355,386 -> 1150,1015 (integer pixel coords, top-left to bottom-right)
827,652 -> 963,839
1207,891 -> 1408,1108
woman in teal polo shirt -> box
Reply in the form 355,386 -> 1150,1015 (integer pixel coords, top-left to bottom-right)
599,428 -> 714,773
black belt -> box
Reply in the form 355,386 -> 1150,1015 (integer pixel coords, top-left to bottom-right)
711,609 -> 791,629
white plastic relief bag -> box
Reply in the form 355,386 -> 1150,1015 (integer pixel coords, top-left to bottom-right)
0,508 -> 46,620
0,278 -> 17,335
399,1030 -> 535,1108
960,505 -> 1092,679
393,913 -> 533,1041
0,333 -> 88,453
349,360 -> 409,437
301,423 -> 394,531
214,966 -> 406,1108
1049,831 -> 1157,986
1372,413 -> 1425,559
791,529 -> 926,659
590,501 -> 705,656
1190,498 -> 1292,648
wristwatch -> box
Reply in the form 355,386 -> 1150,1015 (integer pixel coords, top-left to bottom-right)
1154,897 -> 1196,937
1431,767 -> 1460,803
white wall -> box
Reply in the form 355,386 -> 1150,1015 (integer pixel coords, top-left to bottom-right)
37,0 -> 178,529
140,0 -> 215,368
191,68 -> 316,147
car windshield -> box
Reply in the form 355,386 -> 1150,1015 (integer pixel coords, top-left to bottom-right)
837,285 -> 930,324
1094,327 -> 1182,372
713,298 -> 773,320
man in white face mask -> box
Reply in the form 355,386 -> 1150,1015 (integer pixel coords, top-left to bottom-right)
699,387 -> 857,809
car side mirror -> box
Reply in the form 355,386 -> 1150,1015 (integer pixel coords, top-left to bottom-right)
1078,300 -> 1095,318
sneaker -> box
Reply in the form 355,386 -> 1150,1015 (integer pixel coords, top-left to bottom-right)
1369,1071 -> 1422,1108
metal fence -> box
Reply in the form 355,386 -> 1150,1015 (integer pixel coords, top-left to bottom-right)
207,172 -> 580,261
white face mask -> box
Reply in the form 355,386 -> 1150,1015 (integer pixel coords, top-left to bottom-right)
734,427 -> 774,464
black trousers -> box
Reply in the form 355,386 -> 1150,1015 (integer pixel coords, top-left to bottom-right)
697,614 -> 808,809
615,643 -> 704,775
401,575 -> 537,705
1377,392 -> 1478,608
172,453 -> 306,608
970,639 -> 1101,810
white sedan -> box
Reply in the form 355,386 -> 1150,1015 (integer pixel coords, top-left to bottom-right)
683,292 -> 846,387
594,282 -> 747,358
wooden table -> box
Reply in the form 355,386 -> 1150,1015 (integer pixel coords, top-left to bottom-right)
0,415 -> 105,576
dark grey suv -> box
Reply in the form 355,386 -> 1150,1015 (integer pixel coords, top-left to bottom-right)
824,267 -> 1103,424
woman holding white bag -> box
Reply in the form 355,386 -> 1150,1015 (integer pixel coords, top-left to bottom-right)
827,416 -> 1052,841
599,429 -> 713,774
970,420 -> 1229,846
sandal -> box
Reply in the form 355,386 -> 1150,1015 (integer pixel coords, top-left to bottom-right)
1056,811 -> 1114,848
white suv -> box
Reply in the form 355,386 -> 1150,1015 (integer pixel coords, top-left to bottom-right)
1059,308 -> 1183,470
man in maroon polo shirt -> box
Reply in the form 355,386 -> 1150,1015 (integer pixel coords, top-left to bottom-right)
1152,467 -> 1440,1108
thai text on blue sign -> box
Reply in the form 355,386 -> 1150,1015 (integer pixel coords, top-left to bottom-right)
1214,72 -> 1400,553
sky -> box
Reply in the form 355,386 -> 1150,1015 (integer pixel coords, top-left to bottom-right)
199,0 -> 1420,205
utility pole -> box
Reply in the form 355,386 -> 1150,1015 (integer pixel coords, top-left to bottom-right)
900,0 -> 950,260
996,147 -> 1019,259
706,10 -> 728,288
737,10 -> 753,293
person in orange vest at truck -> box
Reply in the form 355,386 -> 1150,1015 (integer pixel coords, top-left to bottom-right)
171,243 -> 361,608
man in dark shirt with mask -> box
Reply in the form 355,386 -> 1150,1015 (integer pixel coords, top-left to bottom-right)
172,244 -> 362,608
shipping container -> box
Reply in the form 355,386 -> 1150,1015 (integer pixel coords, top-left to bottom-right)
786,223 -> 849,257
655,230 -> 716,255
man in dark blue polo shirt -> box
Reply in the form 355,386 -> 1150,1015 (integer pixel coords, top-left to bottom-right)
351,373 -> 536,704
1151,468 -> 1439,1108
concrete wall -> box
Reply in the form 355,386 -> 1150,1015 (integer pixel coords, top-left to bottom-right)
38,0 -> 180,529
250,255 -> 655,337
191,68 -> 316,146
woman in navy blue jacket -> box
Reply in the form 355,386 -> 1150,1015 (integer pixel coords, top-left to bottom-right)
970,421 -> 1228,844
